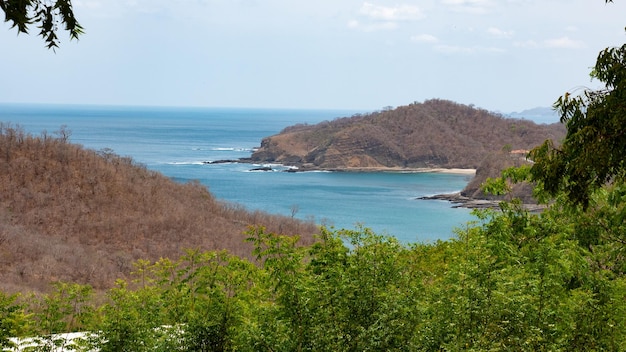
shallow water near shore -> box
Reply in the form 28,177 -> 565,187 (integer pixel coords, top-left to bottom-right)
2,104 -> 476,243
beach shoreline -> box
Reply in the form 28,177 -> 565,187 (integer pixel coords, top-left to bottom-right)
322,167 -> 476,175
211,159 -> 477,175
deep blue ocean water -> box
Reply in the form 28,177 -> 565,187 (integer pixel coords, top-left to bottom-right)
0,104 -> 476,243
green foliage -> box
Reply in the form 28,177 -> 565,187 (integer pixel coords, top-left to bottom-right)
24,282 -> 96,351
87,247 -> 266,352
97,279 -> 170,352
0,292 -> 29,349
3,220 -> 626,350
32,282 -> 95,335
175,250 -> 260,352
530,38 -> 626,208
0,0 -> 83,49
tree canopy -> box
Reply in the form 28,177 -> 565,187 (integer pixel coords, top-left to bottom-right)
529,32 -> 626,208
1,0 -> 82,49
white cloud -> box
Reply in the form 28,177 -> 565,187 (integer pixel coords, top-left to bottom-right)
487,27 -> 514,39
514,40 -> 539,48
74,0 -> 123,18
359,2 -> 424,21
434,44 -> 504,54
74,0 -> 103,10
514,36 -> 585,49
74,0 -> 202,18
435,44 -> 475,54
442,0 -> 488,4
441,0 -> 493,14
484,47 -> 506,54
411,34 -> 439,43
544,36 -> 585,49
349,2 -> 424,32
347,20 -> 398,32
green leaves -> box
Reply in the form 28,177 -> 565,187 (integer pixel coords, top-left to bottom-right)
530,39 -> 626,208
3,220 -> 626,350
0,0 -> 33,34
1,0 -> 83,49
0,292 -> 29,349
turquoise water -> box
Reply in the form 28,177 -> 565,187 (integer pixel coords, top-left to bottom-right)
1,104 -> 475,243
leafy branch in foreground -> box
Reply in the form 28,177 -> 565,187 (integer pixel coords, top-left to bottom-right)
1,0 -> 83,49
529,38 -> 626,209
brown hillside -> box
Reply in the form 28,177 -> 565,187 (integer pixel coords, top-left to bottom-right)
251,99 -> 565,170
0,124 -> 317,293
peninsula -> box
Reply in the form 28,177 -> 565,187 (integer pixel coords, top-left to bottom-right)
249,99 -> 564,171
248,99 -> 566,205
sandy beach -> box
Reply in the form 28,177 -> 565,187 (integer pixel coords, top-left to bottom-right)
323,166 -> 477,175
416,168 -> 476,175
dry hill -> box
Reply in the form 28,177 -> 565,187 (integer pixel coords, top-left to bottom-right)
250,99 -> 565,170
0,124 -> 317,293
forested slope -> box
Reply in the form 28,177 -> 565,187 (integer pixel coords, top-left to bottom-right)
251,99 -> 565,170
0,124 -> 316,293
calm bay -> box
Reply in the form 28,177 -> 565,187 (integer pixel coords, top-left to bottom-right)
1,104 -> 475,243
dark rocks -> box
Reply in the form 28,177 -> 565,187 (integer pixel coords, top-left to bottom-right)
250,166 -> 273,172
202,159 -> 242,164
418,192 -> 547,212
418,193 -> 499,209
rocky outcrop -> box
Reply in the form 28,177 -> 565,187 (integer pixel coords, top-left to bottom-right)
418,192 -> 546,212
420,151 -> 545,210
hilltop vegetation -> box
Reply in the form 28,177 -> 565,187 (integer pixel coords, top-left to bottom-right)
0,124 -> 317,293
250,99 -> 565,170
3,215 -> 626,351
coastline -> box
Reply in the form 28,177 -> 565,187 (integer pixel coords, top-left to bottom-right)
209,159 -> 477,175
323,167 -> 476,175
419,192 -> 547,212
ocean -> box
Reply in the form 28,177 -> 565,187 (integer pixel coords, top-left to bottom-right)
1,103 -> 476,243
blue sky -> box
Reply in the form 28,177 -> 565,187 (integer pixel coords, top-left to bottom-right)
1,0 -> 625,113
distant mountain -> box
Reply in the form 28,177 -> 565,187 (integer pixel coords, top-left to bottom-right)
250,99 -> 565,171
508,107 -> 560,124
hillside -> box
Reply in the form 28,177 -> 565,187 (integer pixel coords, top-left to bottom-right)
250,99 -> 565,170
461,151 -> 535,202
0,124 -> 317,293
422,150 -> 540,209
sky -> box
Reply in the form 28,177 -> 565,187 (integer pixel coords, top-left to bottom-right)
1,0 -> 626,113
